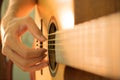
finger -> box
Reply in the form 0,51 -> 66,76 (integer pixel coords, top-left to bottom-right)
2,46 -> 25,70
25,16 -> 47,42
8,35 -> 47,59
24,54 -> 47,67
5,36 -> 48,67
27,60 -> 48,72
10,48 -> 47,67
3,46 -> 48,71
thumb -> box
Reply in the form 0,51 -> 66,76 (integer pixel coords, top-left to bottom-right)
26,16 -> 46,42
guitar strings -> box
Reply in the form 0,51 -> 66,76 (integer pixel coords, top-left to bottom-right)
36,45 -> 77,51
47,30 -> 103,41
35,26 -> 106,48
36,42 -> 79,46
47,22 -> 93,36
47,26 -> 105,37
47,30 -> 79,36
47,26 -> 86,36
47,28 -> 76,36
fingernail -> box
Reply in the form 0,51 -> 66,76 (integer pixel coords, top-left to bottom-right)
42,48 -> 47,52
39,35 -> 47,42
42,54 -> 47,58
43,63 -> 48,66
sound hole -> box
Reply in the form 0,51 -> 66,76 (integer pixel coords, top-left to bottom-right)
48,23 -> 58,77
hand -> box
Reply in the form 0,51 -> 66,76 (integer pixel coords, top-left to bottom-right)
0,16 -> 48,72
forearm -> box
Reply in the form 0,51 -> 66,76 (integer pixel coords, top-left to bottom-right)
6,0 -> 36,17
2,0 -> 36,25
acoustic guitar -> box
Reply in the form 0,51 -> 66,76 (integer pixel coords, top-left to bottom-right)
33,0 -> 120,80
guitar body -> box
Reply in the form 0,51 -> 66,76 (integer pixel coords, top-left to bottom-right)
34,0 -> 120,80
